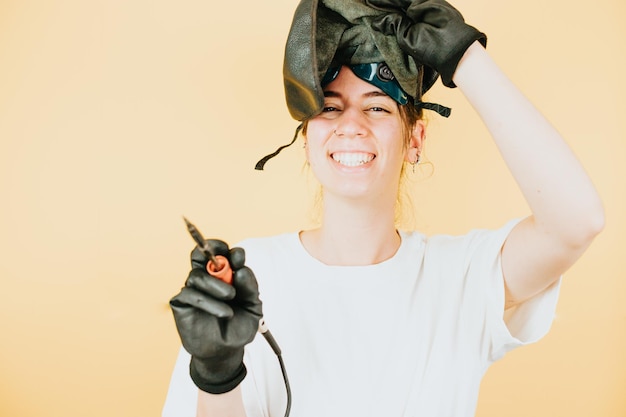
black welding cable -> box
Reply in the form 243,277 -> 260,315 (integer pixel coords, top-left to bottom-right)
259,319 -> 291,417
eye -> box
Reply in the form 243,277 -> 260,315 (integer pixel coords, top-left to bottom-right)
319,104 -> 342,119
366,105 -> 393,115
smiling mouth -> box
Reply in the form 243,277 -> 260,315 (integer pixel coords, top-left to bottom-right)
331,152 -> 375,167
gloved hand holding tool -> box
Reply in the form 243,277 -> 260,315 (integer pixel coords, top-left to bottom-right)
368,0 -> 487,87
169,218 -> 263,394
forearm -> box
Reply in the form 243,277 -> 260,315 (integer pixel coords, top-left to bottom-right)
197,386 -> 247,417
453,42 -> 604,245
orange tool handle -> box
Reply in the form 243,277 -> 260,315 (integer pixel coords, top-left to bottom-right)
207,255 -> 233,285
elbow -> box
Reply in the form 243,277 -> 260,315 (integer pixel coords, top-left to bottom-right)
570,204 -> 606,249
544,202 -> 605,252
586,206 -> 606,240
586,195 -> 606,237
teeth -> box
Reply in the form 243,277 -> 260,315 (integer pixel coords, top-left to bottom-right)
332,152 -> 375,167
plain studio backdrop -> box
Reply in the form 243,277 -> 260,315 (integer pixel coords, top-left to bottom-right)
0,0 -> 624,416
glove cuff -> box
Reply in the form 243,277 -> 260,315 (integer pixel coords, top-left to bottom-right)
189,358 -> 247,394
439,26 -> 487,88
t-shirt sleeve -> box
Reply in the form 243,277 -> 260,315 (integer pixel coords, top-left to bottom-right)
161,347 -> 197,417
474,219 -> 562,363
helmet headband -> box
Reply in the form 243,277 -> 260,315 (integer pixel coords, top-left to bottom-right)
322,62 -> 409,105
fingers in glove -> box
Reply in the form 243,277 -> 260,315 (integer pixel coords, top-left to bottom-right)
170,286 -> 234,318
229,247 -> 246,269
190,239 -> 230,269
232,267 -> 263,315
185,268 -> 236,300
372,15 -> 429,62
405,0 -> 465,23
366,0 -> 413,9
370,12 -> 404,36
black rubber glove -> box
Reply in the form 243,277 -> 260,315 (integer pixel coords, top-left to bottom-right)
367,0 -> 486,87
169,240 -> 263,394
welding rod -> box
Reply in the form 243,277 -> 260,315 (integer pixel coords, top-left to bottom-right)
183,216 -> 233,284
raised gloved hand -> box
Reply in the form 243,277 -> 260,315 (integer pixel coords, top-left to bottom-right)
169,239 -> 263,394
367,0 -> 486,87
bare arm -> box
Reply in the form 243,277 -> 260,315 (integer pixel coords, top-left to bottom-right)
453,42 -> 605,307
197,386 -> 247,417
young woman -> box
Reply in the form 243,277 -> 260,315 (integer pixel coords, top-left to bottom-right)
163,1 -> 604,416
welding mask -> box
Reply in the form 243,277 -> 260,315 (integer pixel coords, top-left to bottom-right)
256,0 -> 449,170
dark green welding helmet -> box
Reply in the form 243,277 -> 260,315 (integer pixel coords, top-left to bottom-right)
255,0 -> 449,170
283,0 -> 450,121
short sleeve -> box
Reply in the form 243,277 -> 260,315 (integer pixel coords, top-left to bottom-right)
161,347 -> 197,417
481,220 -> 562,362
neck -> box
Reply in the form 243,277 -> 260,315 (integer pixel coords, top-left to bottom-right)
300,192 -> 401,266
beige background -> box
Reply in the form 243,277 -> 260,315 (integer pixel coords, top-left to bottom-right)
0,0 -> 624,416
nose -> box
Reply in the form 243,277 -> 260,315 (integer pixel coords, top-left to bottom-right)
334,108 -> 367,138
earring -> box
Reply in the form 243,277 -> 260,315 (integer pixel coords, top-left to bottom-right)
408,147 -> 420,173
411,153 -> 422,173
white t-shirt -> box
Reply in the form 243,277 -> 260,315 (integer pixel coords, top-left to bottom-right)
162,220 -> 561,417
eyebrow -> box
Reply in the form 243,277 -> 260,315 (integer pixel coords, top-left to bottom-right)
323,90 -> 390,99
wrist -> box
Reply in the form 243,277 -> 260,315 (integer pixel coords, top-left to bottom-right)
190,356 -> 247,394
441,30 -> 487,87
451,40 -> 490,88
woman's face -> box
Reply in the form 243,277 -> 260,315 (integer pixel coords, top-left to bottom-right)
305,66 -> 424,202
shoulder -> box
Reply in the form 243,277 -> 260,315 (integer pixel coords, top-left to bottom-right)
233,232 -> 304,275
234,233 -> 300,259
409,219 -> 522,265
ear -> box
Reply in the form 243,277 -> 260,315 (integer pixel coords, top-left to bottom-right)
404,120 -> 426,162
